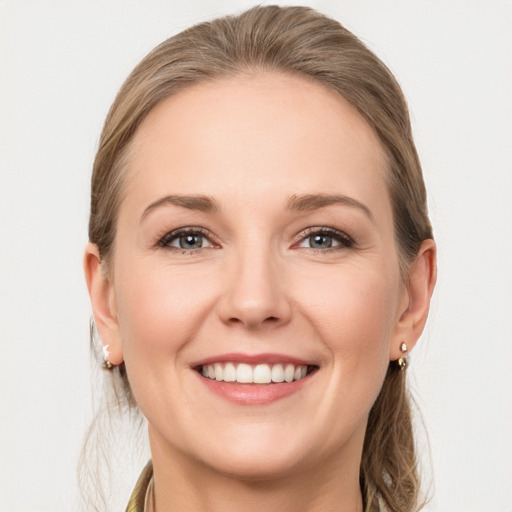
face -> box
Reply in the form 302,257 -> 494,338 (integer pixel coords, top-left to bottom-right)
102,72 -> 410,479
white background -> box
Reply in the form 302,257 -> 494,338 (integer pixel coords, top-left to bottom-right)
1,1 -> 511,511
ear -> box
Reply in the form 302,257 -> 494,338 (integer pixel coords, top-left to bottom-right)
83,243 -> 124,366
390,239 -> 437,360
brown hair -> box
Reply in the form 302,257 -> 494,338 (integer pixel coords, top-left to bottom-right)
88,6 -> 432,511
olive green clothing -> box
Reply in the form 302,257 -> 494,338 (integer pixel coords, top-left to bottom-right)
126,461 -> 153,512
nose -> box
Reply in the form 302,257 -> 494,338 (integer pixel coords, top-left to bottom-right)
216,248 -> 292,330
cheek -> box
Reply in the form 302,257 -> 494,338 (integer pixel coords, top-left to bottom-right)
298,261 -> 399,401
113,260 -> 218,367
300,261 -> 400,345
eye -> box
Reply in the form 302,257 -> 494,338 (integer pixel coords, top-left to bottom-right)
297,228 -> 353,250
158,228 -> 214,251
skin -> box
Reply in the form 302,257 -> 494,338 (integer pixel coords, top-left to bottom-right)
85,72 -> 436,512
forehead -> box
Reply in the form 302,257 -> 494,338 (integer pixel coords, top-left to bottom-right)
123,71 -> 389,214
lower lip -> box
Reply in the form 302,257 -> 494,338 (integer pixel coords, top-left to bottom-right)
195,372 -> 314,405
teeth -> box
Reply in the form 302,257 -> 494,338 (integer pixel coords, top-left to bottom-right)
271,364 -> 284,383
224,362 -> 236,382
284,364 -> 295,383
236,363 -> 253,383
254,364 -> 272,384
214,363 -> 223,381
201,362 -> 310,384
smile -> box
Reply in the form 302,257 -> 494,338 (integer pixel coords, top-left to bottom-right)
192,354 -> 319,405
199,362 -> 311,384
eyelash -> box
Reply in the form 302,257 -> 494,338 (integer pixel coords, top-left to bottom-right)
157,226 -> 355,252
295,227 -> 355,251
158,227 -> 216,252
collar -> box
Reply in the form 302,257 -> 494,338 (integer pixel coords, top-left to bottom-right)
125,460 -> 153,512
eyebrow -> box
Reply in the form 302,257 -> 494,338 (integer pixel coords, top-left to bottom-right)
140,194 -> 220,222
287,194 -> 375,222
140,193 -> 374,223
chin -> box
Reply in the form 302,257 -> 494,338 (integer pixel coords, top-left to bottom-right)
186,425 -> 332,482
203,450 -> 309,482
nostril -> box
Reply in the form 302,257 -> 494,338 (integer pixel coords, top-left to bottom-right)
226,315 -> 281,327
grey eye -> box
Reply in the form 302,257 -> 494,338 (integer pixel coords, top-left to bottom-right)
160,230 -> 213,250
308,234 -> 333,249
176,234 -> 205,249
297,228 -> 353,250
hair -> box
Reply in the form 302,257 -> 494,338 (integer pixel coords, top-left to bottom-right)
86,5 -> 433,512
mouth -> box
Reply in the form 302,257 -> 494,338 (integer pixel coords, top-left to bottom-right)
192,354 -> 319,405
196,361 -> 317,384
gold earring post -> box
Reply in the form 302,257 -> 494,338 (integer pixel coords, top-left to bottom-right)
398,342 -> 408,370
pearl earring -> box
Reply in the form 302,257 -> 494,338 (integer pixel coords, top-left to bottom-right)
102,344 -> 113,370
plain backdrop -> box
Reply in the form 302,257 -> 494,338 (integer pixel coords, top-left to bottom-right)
1,1 -> 511,511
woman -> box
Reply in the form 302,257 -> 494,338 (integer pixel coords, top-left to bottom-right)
84,5 -> 436,512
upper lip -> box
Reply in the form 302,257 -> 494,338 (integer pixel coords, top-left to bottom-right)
191,352 -> 316,368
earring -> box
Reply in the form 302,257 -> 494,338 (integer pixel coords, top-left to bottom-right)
102,344 -> 113,370
397,342 -> 408,370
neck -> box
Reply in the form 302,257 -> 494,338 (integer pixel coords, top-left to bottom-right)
148,427 -> 365,512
